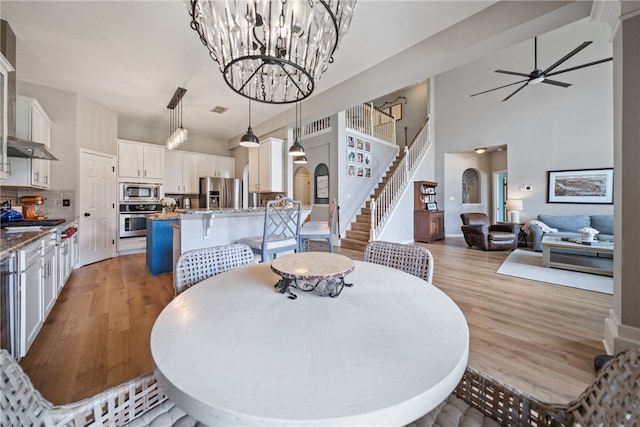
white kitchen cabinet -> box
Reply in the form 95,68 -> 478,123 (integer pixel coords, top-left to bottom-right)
198,154 -> 234,178
20,240 -> 43,357
248,137 -> 283,192
0,53 -> 13,181
164,150 -> 200,194
3,96 -> 52,189
117,139 -> 164,180
42,234 -> 57,316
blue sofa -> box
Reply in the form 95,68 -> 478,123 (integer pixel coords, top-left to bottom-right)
528,214 -> 614,252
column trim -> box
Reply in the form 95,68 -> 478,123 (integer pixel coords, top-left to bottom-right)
604,309 -> 640,354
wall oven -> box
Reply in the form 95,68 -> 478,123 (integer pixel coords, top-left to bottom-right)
119,203 -> 161,238
120,182 -> 162,203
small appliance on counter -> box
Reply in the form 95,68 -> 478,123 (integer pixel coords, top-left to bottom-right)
0,201 -> 23,221
19,195 -> 46,219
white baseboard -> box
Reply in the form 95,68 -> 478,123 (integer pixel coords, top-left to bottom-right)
603,308 -> 640,354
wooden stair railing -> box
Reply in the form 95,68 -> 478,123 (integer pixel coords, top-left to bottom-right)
339,117 -> 431,251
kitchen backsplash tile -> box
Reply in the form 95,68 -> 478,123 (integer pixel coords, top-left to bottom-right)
0,188 -> 76,220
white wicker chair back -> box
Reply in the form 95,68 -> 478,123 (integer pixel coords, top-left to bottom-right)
174,243 -> 255,296
0,349 -> 198,426
363,240 -> 434,283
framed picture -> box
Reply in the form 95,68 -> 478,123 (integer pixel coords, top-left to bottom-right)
390,103 -> 402,120
316,175 -> 329,199
547,168 -> 613,204
426,202 -> 438,211
347,164 -> 355,177
347,135 -> 355,148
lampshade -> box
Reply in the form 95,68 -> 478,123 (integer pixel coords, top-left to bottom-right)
186,0 -> 358,104
505,199 -> 523,211
505,199 -> 523,223
239,100 -> 260,148
293,155 -> 308,164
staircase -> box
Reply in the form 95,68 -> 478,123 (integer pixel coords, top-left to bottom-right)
341,155 -> 405,251
340,117 -> 432,251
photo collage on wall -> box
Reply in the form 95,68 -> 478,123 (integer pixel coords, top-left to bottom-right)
346,135 -> 372,179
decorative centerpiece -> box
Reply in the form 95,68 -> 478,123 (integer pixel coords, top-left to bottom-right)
271,253 -> 355,299
578,227 -> 599,242
161,197 -> 177,213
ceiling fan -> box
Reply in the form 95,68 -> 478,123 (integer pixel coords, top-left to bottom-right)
470,37 -> 612,102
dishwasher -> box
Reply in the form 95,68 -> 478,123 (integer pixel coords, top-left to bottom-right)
0,252 -> 19,359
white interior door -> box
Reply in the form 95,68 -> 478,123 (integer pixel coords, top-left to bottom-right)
79,149 -> 116,266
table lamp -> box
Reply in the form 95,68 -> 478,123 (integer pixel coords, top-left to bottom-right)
505,199 -> 523,223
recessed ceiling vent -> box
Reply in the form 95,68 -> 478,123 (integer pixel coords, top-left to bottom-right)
210,106 -> 228,114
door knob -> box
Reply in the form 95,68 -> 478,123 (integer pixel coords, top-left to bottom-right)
84,212 -> 91,217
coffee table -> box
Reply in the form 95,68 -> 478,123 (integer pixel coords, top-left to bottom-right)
541,236 -> 613,276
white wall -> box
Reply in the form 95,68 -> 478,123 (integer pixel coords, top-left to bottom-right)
118,120 -> 231,158
434,18 -> 614,231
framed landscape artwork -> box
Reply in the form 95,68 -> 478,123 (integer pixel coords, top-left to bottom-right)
547,168 -> 613,204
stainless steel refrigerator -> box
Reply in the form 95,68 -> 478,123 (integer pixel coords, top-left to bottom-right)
199,177 -> 242,209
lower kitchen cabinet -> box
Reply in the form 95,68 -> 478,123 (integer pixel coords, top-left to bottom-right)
42,233 -> 57,316
146,218 -> 178,275
20,240 -> 43,357
414,210 -> 445,243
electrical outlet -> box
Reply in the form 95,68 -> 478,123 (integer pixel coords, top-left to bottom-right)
62,199 -> 70,207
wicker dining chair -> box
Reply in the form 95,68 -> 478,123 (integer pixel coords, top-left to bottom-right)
408,347 -> 639,427
363,240 -> 434,283
0,349 -> 199,427
174,243 -> 255,296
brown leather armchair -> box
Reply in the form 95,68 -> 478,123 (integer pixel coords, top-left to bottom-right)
460,213 -> 519,251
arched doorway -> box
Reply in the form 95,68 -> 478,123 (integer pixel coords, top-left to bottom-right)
293,167 -> 311,205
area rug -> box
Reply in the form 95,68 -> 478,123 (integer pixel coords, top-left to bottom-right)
496,249 -> 613,294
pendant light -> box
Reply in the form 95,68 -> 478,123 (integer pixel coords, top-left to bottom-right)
166,87 -> 187,150
187,0 -> 358,104
288,101 -> 305,156
240,99 -> 259,148
293,155 -> 308,164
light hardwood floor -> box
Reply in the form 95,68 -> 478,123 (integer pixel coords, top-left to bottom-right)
20,238 -> 612,407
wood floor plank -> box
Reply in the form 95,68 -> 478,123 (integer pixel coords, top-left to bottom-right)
19,237 -> 611,406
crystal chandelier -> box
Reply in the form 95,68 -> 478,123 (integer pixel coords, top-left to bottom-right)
186,0 -> 357,104
166,87 -> 188,150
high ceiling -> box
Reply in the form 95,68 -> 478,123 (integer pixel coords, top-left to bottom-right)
1,1 -> 497,143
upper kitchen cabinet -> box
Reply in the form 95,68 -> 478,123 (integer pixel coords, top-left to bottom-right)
248,137 -> 283,193
117,139 -> 164,181
0,52 -> 14,181
164,149 -> 199,194
198,154 -> 234,178
3,96 -> 52,189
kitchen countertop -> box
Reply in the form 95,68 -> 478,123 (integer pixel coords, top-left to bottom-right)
0,228 -> 57,258
0,218 -> 78,259
176,206 -> 312,218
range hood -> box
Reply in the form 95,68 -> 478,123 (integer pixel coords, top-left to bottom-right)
7,136 -> 58,160
2,19 -> 58,161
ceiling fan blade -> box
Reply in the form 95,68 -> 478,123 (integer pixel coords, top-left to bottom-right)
541,79 -> 571,88
542,41 -> 592,75
545,57 -> 613,77
501,82 -> 528,102
495,69 -> 530,78
470,79 -> 529,97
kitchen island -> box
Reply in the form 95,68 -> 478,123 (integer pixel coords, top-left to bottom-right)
172,207 -> 312,267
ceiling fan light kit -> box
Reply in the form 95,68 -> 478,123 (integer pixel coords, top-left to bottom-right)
471,37 -> 612,102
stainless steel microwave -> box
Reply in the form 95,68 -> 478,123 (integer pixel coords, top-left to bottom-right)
120,182 -> 162,202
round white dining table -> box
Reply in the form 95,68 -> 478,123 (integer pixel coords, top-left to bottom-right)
151,260 -> 469,426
